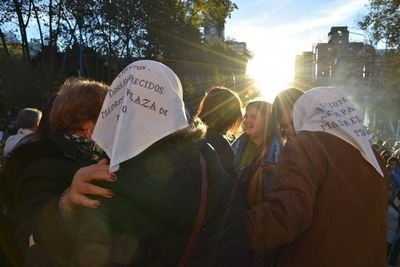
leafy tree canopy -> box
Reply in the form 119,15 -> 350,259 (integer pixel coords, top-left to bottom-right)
0,0 -> 251,113
358,0 -> 400,49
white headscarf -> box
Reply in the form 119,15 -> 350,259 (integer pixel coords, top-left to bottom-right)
292,86 -> 383,177
92,60 -> 188,172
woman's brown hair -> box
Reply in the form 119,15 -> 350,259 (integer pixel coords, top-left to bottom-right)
49,78 -> 109,132
271,87 -> 304,123
196,86 -> 243,136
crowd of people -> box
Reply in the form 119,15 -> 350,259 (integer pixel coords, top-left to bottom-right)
373,133 -> 400,266
0,59 -> 397,267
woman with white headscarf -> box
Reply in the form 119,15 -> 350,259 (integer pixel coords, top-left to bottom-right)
248,86 -> 389,267
70,60 -> 249,266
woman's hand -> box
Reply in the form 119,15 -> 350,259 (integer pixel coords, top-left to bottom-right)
59,159 -> 116,217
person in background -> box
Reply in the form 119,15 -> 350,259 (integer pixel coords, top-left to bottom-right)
392,141 -> 400,159
388,156 -> 400,202
248,86 -> 389,267
10,78 -> 110,266
271,88 -> 304,144
231,99 -> 282,267
0,95 -> 57,217
387,142 -> 400,262
16,95 -> 57,148
3,108 -> 42,156
0,108 -> 42,266
70,60 -> 249,266
196,86 -> 243,174
387,190 -> 400,261
231,100 -> 282,208
381,149 -> 392,163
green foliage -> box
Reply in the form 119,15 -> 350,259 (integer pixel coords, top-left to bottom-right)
0,44 -> 23,58
0,0 -> 251,112
358,0 -> 400,49
359,0 -> 400,91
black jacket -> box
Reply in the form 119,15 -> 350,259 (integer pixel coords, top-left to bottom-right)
0,133 -> 64,267
73,140 -> 249,266
11,132 -> 103,265
199,130 -> 236,177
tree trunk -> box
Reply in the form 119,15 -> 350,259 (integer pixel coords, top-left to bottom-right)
30,0 -> 47,70
0,28 -> 10,57
13,0 -> 31,61
31,0 -> 44,49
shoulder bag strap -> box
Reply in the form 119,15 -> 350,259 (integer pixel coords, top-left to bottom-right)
177,152 -> 208,267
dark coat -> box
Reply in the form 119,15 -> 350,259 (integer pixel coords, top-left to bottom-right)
73,140 -> 249,267
1,133 -> 50,214
199,130 -> 236,176
0,133 -> 58,267
11,132 -> 103,266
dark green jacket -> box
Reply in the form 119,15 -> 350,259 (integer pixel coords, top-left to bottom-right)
11,132 -> 103,266
73,140 -> 249,266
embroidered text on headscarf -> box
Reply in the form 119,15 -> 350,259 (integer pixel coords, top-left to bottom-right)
292,86 -> 384,177
92,60 -> 188,172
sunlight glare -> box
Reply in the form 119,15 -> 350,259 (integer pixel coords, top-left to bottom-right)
246,41 -> 297,102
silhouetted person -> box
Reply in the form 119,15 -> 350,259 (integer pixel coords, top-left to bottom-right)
196,86 -> 243,174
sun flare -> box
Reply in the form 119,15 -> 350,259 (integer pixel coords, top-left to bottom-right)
246,43 -> 297,102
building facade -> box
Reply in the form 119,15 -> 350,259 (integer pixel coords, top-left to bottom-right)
294,26 -> 400,137
295,26 -> 375,90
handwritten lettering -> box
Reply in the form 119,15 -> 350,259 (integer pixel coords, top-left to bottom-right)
109,76 -> 133,97
149,102 -> 156,111
134,78 -> 164,94
320,121 -> 340,131
337,115 -> 362,127
101,96 -> 124,119
102,66 -> 171,122
354,128 -> 368,137
118,64 -> 147,78
109,75 -> 164,97
319,97 -> 347,110
320,109 -> 343,120
314,94 -> 368,138
339,106 -> 355,116
125,90 -> 168,117
159,107 -> 168,116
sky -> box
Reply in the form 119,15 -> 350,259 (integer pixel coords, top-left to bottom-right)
224,0 -> 371,101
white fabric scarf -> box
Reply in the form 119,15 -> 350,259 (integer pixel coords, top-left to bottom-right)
292,86 -> 384,177
92,60 -> 188,172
